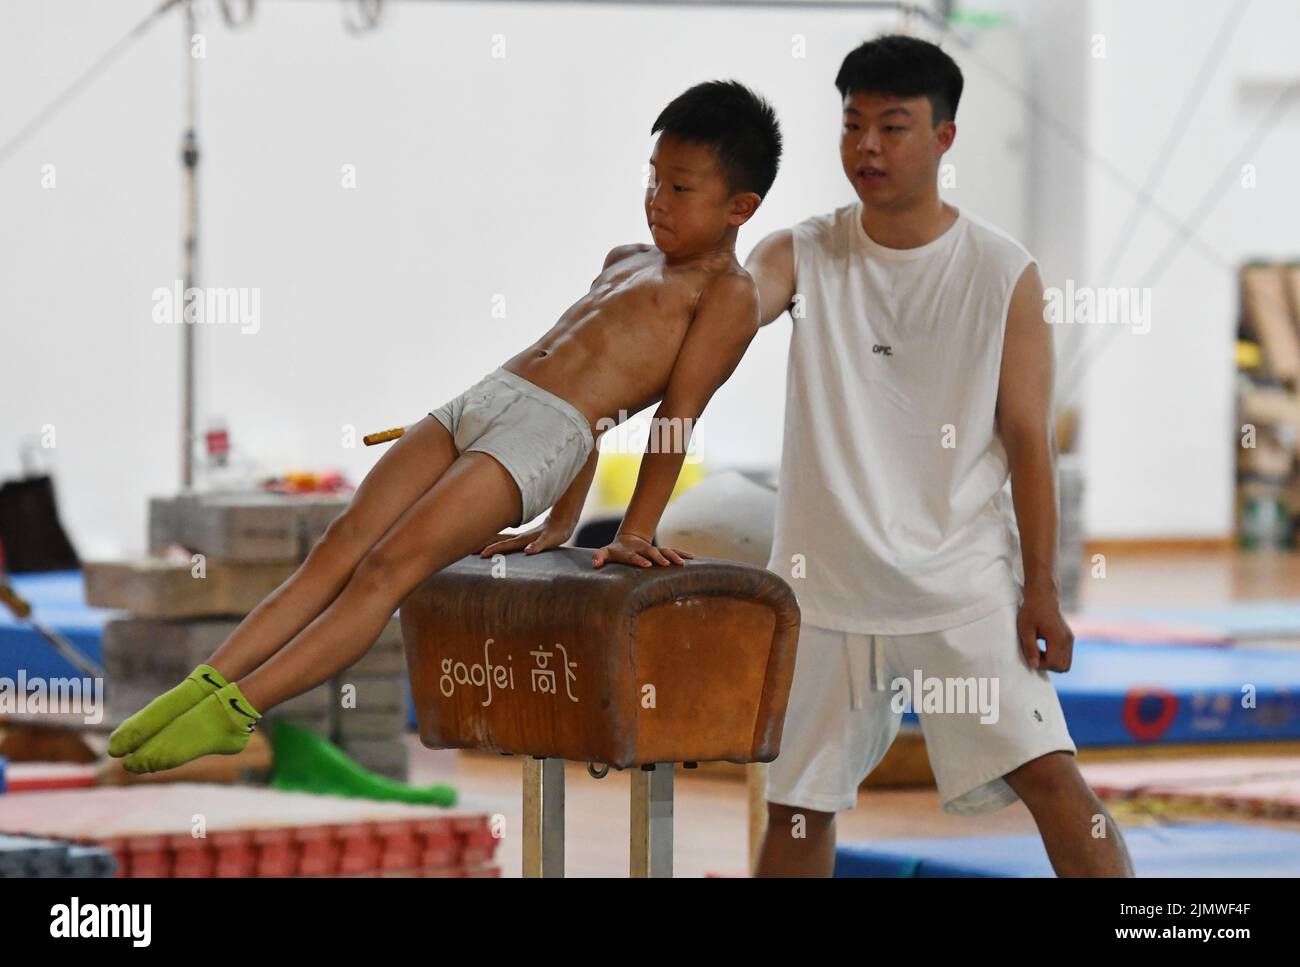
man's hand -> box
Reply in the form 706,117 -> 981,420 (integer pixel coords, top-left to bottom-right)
591,532 -> 694,569
1016,585 -> 1074,672
478,516 -> 574,558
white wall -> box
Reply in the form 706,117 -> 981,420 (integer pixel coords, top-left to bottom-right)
1078,0 -> 1298,538
2,0 -> 1030,558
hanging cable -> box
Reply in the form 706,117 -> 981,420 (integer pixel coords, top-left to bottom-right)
0,0 -> 181,169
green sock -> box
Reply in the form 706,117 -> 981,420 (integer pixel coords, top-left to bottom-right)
107,663 -> 230,758
122,682 -> 262,775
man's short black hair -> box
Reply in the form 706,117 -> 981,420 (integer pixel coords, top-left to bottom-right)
834,34 -> 964,125
651,80 -> 783,199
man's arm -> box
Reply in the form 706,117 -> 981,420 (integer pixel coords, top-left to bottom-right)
743,229 -> 796,327
995,262 -> 1074,672
592,272 -> 761,568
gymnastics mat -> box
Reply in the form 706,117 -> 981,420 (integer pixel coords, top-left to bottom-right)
897,641 -> 1300,746
1051,640 -> 1300,746
0,783 -> 499,877
1067,616 -> 1230,647
834,823 -> 1300,877
1084,601 -> 1300,640
0,571 -> 110,681
1083,757 -> 1300,818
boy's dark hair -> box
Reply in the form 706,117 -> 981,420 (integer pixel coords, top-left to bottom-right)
834,34 -> 964,125
651,80 -> 783,199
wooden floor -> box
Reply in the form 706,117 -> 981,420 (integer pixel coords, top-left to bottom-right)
406,547 -> 1300,877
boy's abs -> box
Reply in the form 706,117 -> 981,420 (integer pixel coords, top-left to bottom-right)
501,264 -> 699,438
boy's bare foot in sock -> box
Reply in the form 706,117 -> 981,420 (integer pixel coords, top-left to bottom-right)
107,664 -> 231,758
122,682 -> 262,774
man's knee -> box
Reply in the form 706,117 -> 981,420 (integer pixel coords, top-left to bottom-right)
1006,750 -> 1092,806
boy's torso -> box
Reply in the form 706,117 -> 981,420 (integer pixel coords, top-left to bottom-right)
502,245 -> 746,438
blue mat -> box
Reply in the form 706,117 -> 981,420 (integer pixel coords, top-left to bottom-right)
1053,640 -> 1300,745
1087,601 -> 1300,639
0,571 -> 113,681
835,823 -> 1300,877
898,639 -> 1300,746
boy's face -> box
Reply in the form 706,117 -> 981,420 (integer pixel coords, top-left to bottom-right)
645,134 -> 756,255
840,91 -> 955,211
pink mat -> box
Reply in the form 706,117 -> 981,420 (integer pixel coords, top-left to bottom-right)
1083,757 -> 1300,817
1067,616 -> 1231,647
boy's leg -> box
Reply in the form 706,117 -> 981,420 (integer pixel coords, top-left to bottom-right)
1004,751 -> 1134,877
108,417 -> 461,758
236,449 -> 523,713
206,415 -> 462,681
123,450 -> 523,773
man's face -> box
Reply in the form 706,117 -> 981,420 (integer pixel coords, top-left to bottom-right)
839,92 -> 955,210
645,134 -> 738,255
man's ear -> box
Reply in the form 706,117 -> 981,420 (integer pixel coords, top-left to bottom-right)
936,120 -> 957,154
729,191 -> 763,227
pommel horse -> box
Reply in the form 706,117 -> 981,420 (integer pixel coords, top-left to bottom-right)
399,547 -> 799,877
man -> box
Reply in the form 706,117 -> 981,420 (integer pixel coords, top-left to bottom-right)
746,34 -> 1132,877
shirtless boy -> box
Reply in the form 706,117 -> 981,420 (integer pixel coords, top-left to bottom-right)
109,79 -> 783,774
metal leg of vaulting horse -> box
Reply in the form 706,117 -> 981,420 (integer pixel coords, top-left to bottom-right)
522,757 -> 565,877
630,763 -> 674,878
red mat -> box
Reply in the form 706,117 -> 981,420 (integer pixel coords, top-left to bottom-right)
0,783 -> 499,877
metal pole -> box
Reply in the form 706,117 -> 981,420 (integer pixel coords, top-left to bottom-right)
630,763 -> 673,877
522,757 -> 565,877
181,0 -> 200,490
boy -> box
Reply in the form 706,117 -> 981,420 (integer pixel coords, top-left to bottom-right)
109,79 -> 782,774
745,36 -> 1133,876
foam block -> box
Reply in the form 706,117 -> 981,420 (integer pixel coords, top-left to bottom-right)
84,557 -> 295,619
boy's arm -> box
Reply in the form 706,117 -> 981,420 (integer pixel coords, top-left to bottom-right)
592,272 -> 761,568
995,262 -> 1074,673
743,229 -> 796,327
549,446 -> 599,529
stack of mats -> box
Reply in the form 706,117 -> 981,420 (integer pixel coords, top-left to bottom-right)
0,833 -> 117,877
834,823 -> 1300,877
0,784 -> 499,877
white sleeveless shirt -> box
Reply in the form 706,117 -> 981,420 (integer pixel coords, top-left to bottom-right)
766,201 -> 1035,635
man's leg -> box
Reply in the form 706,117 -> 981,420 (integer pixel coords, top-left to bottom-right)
1005,751 -> 1134,877
756,625 -> 901,877
755,803 -> 837,877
